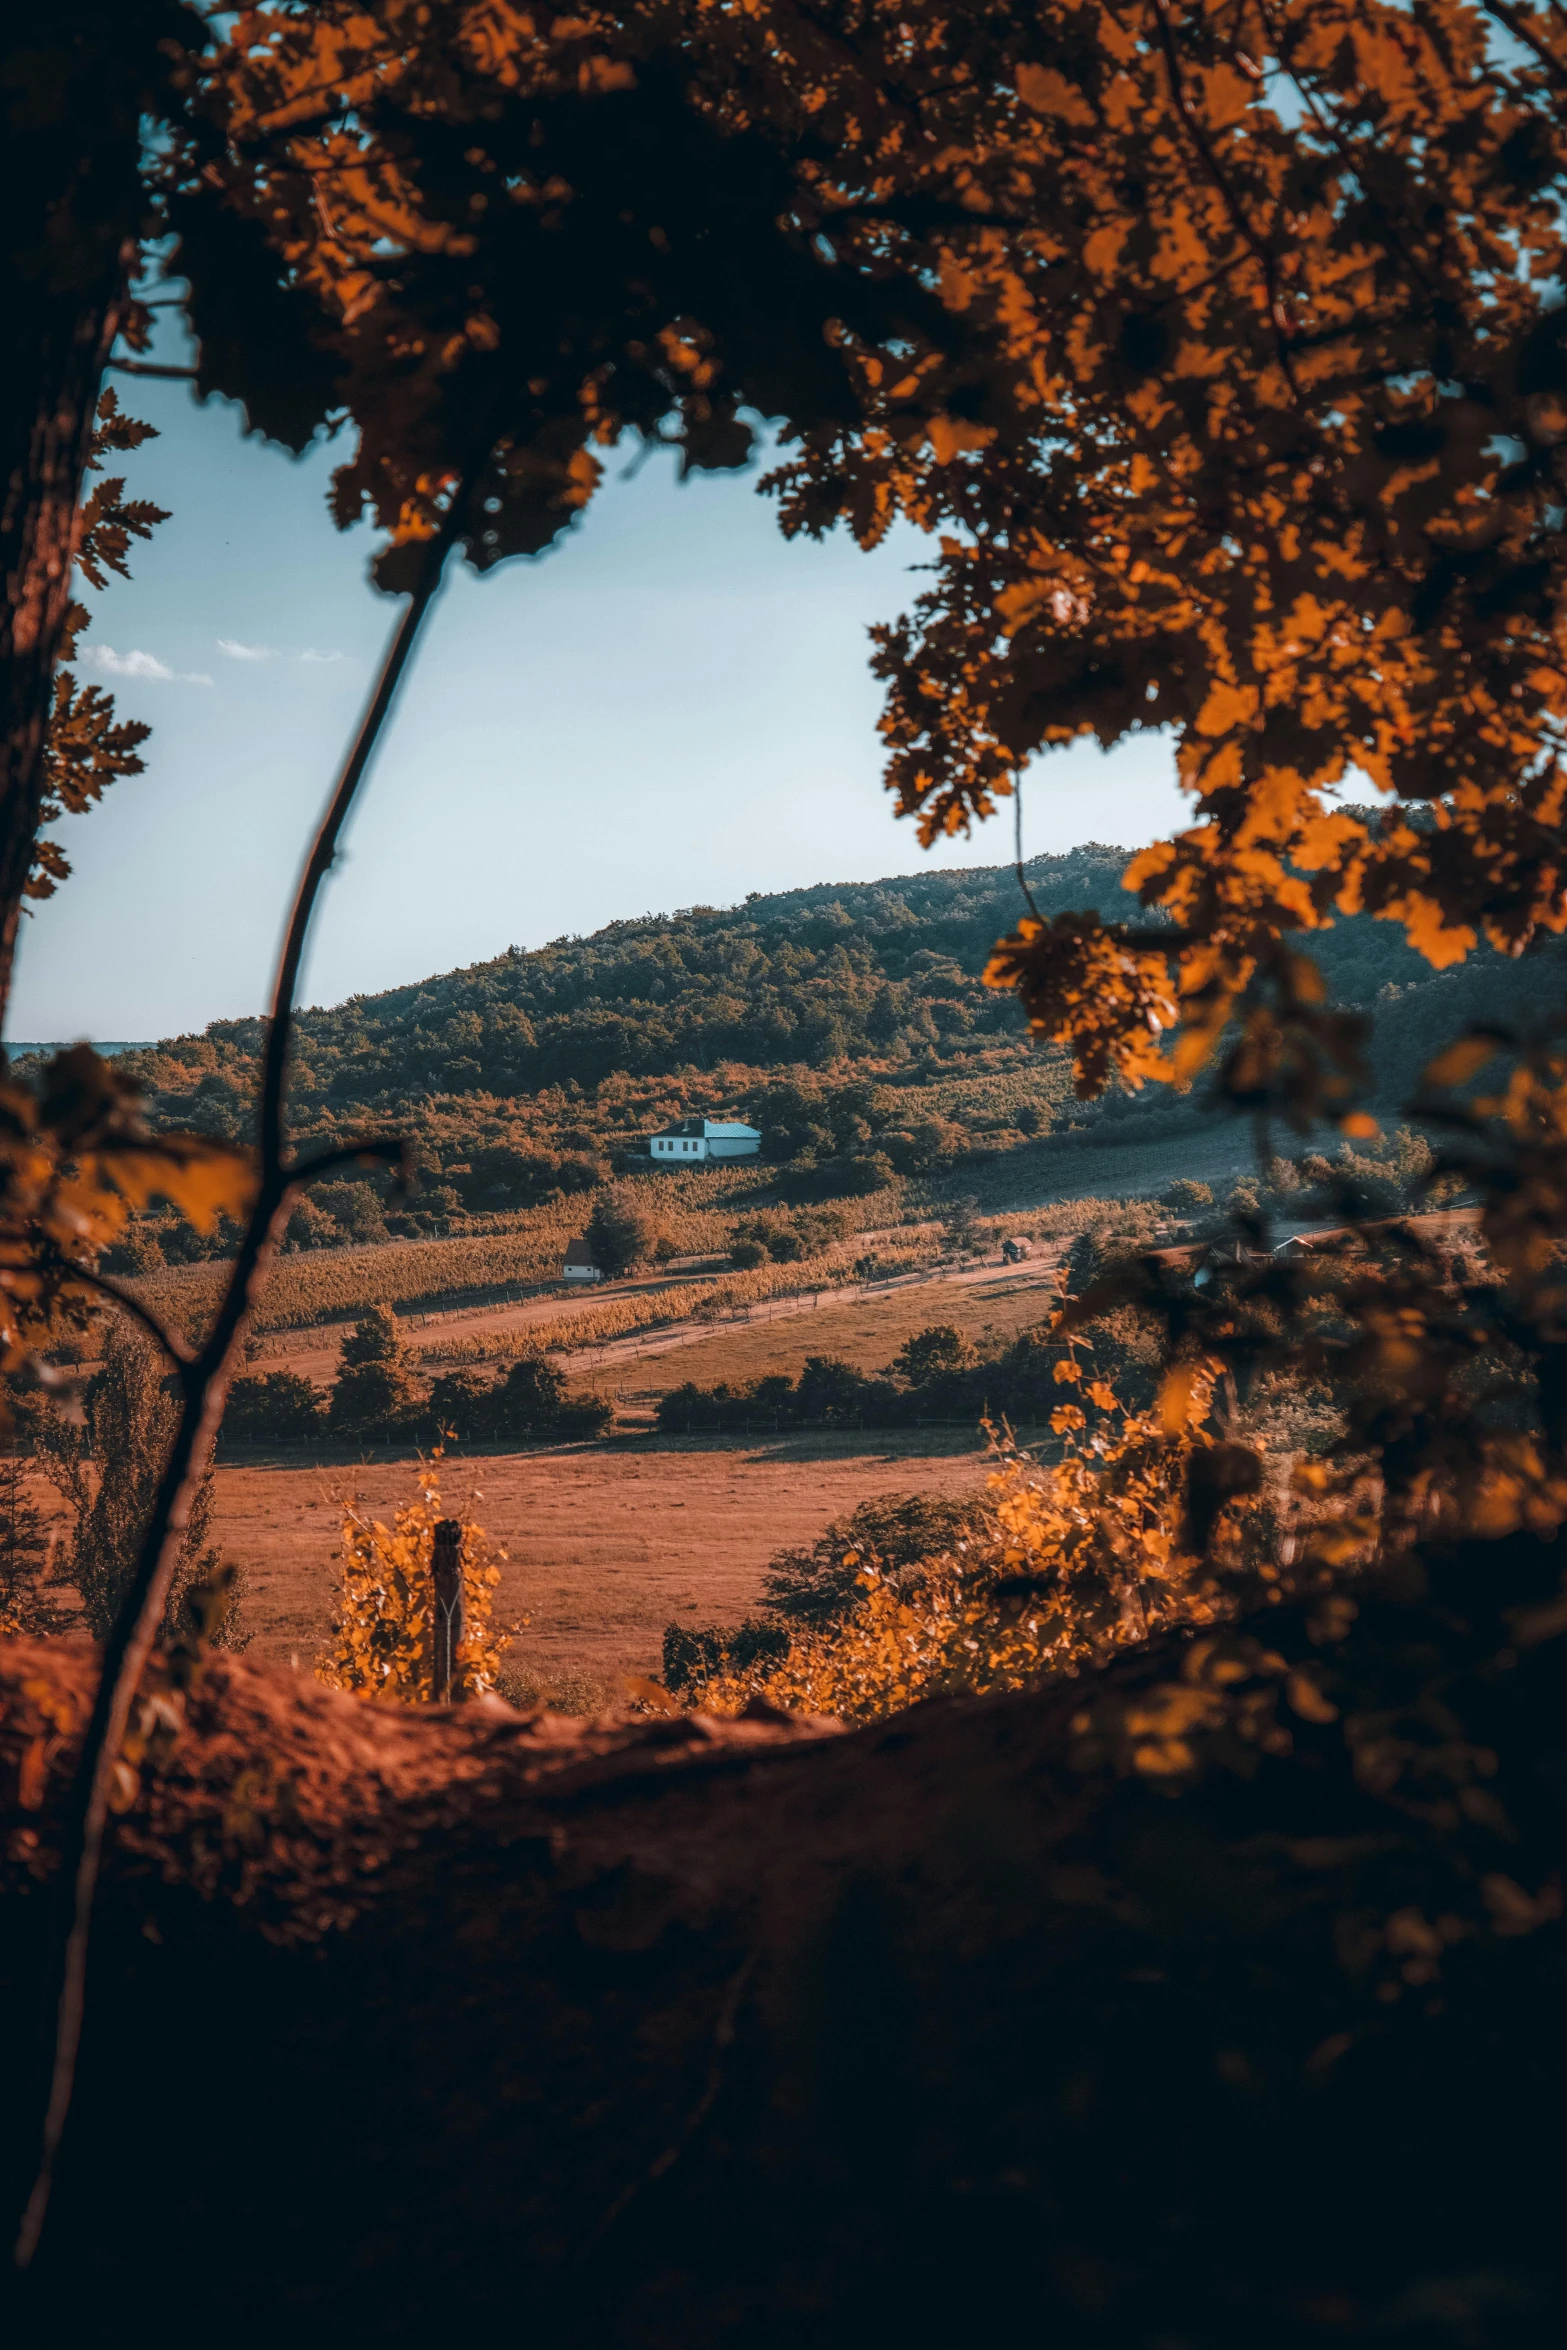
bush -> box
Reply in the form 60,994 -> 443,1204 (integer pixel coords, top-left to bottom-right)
316,1452 -> 508,1704
492,1356 -> 612,1442
892,1325 -> 976,1388
341,1305 -> 404,1366
729,1237 -> 769,1270
661,1614 -> 790,1696
761,1491 -> 981,1628
427,1370 -> 495,1441
1161,1178 -> 1213,1213
224,1369 -> 324,1444
97,1226 -> 166,1276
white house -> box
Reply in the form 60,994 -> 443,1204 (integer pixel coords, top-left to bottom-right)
561,1236 -> 603,1282
650,1116 -> 761,1163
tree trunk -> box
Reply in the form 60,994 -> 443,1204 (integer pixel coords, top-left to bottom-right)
3,1522 -> 1565,2344
0,12 -> 166,1022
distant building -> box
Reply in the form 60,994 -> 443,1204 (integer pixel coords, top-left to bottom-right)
650,1116 -> 761,1163
1000,1236 -> 1032,1264
562,1237 -> 603,1282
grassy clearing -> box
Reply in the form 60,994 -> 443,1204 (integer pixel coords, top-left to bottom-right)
603,1263 -> 1069,1401
209,1432 -> 991,1688
413,1242 -> 950,1366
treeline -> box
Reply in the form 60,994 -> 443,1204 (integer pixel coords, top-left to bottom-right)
223,1309 -> 609,1450
656,1319 -> 1103,1437
31,842 -> 1567,1263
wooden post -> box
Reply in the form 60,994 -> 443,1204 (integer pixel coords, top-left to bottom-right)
431,1518 -> 465,1704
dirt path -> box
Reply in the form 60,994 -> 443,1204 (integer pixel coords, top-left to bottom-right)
259,1262 -> 732,1384
213,1430 -> 991,1699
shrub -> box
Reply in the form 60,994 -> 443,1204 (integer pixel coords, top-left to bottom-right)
341,1305 -> 403,1365
761,1491 -> 981,1628
224,1369 -> 324,1444
426,1369 -> 495,1441
692,1388 -> 1256,1724
491,1356 -> 612,1442
1161,1178 -> 1213,1213
892,1325 -> 976,1388
729,1237 -> 768,1270
316,1452 -> 508,1704
661,1614 -> 789,1696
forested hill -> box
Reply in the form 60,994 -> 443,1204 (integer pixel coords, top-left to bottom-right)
82,838 -> 1565,1227
139,843 -> 1148,1118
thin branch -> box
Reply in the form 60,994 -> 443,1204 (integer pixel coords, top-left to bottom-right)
106,362 -> 200,380
1013,779 -> 1042,921
12,492 -> 468,2274
288,1137 -> 409,1188
50,1255 -> 197,1371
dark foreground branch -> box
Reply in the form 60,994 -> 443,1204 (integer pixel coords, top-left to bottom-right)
12,501 -> 466,2270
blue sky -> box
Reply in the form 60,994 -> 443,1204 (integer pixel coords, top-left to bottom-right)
11,374 -> 1186,1044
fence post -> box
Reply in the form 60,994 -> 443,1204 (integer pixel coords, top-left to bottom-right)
431,1518 -> 465,1703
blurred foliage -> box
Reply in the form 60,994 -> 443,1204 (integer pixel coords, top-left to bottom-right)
31,1323 -> 240,1647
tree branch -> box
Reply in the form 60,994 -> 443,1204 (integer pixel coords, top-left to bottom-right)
105,362 -> 200,380
288,1137 -> 409,1190
50,1255 -> 197,1372
12,493 -> 468,2272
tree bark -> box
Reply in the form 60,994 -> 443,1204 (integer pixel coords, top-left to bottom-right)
3,1522 -> 1565,2344
0,11 -> 177,1023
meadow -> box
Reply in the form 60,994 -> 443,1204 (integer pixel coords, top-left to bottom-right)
205,1427 -> 991,1705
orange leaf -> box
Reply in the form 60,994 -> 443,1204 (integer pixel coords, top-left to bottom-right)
107,1140 -> 258,1234
1158,1362 -> 1202,1435
1423,1036 -> 1498,1090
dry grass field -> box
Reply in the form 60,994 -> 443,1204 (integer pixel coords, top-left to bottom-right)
207,1429 -> 991,1704
595,1258 -> 1065,1405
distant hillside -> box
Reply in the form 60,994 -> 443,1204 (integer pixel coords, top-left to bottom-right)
55,841 -> 1565,1249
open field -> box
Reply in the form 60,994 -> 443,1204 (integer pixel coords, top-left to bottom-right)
589,1257 -> 1067,1399
205,1431 -> 992,1699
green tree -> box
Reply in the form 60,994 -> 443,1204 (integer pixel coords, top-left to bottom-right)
222,1369 -> 324,1446
893,1326 -> 977,1389
943,1196 -> 983,1257
329,1310 -> 419,1438
585,1190 -> 656,1280
1161,1181 -> 1214,1216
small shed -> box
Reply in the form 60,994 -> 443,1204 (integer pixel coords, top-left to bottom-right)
562,1237 -> 603,1283
1000,1236 -> 1032,1264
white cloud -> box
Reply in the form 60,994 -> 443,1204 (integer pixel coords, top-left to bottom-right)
297,647 -> 346,664
217,638 -> 277,662
87,645 -> 213,687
